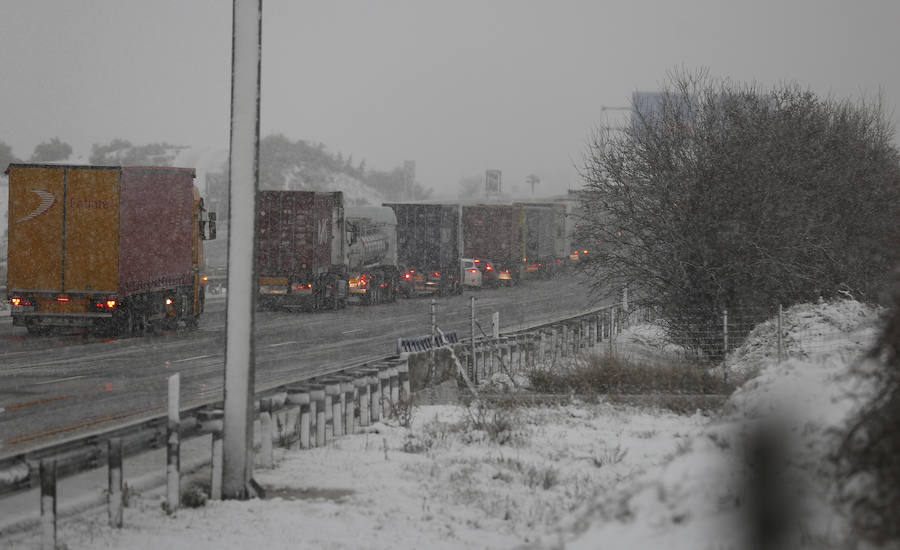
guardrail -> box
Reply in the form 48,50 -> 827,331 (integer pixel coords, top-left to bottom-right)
0,303 -> 625,543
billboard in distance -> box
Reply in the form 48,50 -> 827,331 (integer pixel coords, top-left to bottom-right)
485,169 -> 501,195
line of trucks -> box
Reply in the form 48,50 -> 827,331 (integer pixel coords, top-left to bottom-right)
253,192 -> 577,311
4,163 -> 583,333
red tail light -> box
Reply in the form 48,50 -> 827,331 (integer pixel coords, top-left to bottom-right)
468,268 -> 478,273
432,272 -> 440,277
56,294 -> 70,302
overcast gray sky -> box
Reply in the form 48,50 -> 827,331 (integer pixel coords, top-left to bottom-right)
1,0 -> 898,197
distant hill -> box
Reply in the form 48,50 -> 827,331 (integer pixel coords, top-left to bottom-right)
87,134 -> 429,207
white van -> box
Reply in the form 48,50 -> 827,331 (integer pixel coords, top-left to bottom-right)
460,258 -> 483,288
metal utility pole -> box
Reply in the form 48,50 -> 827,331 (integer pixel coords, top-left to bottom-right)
470,296 -> 476,381
222,0 -> 262,500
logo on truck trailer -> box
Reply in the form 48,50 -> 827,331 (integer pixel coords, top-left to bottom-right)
15,189 -> 55,223
69,198 -> 112,210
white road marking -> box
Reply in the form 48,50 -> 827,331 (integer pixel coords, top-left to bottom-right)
341,329 -> 364,335
268,341 -> 297,348
171,355 -> 213,363
33,375 -> 86,385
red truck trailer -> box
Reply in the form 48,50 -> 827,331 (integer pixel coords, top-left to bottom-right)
5,164 -> 215,335
461,204 -> 523,285
255,190 -> 349,310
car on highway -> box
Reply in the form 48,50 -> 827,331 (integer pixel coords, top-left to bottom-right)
472,258 -> 500,287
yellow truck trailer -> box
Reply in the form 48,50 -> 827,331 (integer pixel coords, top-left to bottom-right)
5,164 -> 215,335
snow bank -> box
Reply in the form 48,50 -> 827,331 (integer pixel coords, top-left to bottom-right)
727,299 -> 881,376
565,300 -> 882,549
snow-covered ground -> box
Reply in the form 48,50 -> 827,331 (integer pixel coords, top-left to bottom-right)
0,300 -> 884,549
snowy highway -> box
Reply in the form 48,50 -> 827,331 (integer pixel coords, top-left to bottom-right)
0,275 -> 602,457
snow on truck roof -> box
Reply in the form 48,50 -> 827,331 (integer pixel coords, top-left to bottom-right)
4,163 -> 196,177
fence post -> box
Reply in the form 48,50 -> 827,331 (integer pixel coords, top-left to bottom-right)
777,304 -> 784,363
430,298 -> 437,385
40,459 -> 56,550
723,309 -> 729,385
492,312 -> 500,375
167,373 -> 180,516
108,438 -> 124,528
608,310 -> 616,355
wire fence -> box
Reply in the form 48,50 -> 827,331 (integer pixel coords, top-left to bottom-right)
616,300 -> 882,371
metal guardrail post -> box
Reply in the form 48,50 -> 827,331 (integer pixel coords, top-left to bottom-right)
309,387 -> 326,447
108,438 -> 123,528
354,373 -> 371,428
167,373 -> 180,516
368,371 -> 381,424
258,410 -> 273,469
285,386 -> 310,449
197,409 -> 224,500
377,368 -> 391,420
386,365 -> 399,414
258,397 -> 277,467
324,382 -> 343,438
341,379 -> 356,435
40,459 -> 56,550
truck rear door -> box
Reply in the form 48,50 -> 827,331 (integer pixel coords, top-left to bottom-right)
64,167 -> 120,293
7,165 -> 65,292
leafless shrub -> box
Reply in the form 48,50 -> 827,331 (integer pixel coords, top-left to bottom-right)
579,68 -> 900,351
386,394 -> 415,428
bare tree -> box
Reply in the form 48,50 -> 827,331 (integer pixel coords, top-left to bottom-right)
30,137 -> 72,162
457,174 -> 483,199
578,69 -> 900,351
0,139 -> 19,172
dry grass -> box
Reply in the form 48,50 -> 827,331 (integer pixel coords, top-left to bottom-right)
526,353 -> 735,411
